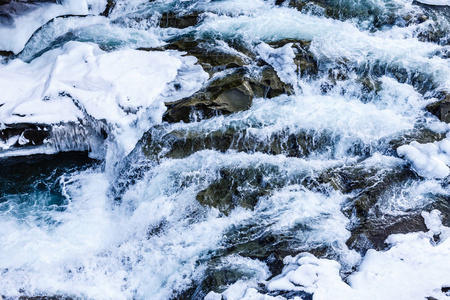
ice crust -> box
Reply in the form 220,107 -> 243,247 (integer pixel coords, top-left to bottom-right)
0,41 -> 207,156
208,210 -> 450,300
0,0 -> 107,54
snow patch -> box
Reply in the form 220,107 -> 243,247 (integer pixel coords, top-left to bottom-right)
256,42 -> 298,88
397,136 -> 450,179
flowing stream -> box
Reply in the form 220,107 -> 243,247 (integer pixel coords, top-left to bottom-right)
1,0 -> 450,299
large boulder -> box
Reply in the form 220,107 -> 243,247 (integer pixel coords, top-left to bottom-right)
163,69 -> 254,123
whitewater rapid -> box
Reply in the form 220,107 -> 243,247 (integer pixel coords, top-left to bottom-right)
1,0 -> 450,299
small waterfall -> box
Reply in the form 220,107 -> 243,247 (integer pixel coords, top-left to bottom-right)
48,122 -> 107,156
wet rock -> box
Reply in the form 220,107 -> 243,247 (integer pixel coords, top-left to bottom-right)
316,161 -> 429,254
100,0 -> 115,17
143,38 -> 293,106
163,69 -> 253,123
403,12 -> 429,25
425,194 -> 450,227
426,93 -> 450,123
314,159 -> 417,219
198,257 -> 262,294
196,167 -> 272,214
347,214 -> 427,253
145,37 -> 250,75
159,38 -> 318,123
417,23 -> 448,45
349,169 -> 415,217
389,128 -> 446,150
358,76 -> 382,94
251,65 -> 294,98
282,0 -> 307,11
142,125 -> 340,161
159,11 -> 200,29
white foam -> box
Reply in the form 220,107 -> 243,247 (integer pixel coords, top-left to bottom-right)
164,88 -> 416,159
1,0 -> 449,298
0,149 -> 354,299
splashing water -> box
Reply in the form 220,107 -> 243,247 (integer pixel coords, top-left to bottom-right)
1,0 -> 450,299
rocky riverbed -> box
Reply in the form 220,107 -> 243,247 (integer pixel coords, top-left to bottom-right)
1,0 -> 450,299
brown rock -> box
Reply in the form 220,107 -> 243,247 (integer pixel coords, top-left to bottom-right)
163,69 -> 253,123
426,93 -> 450,123
159,11 -> 200,29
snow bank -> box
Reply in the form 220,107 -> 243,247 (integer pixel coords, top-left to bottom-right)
0,0 -> 107,54
397,136 -> 450,179
207,210 -> 450,300
0,41 -> 207,156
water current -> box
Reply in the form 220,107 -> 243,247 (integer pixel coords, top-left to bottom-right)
1,0 -> 450,299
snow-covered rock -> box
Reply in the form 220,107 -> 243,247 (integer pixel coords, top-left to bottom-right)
397,136 -> 450,179
0,41 -> 208,157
